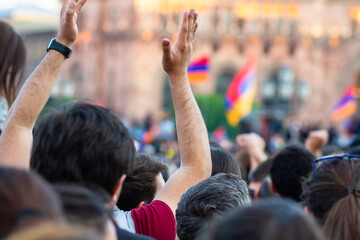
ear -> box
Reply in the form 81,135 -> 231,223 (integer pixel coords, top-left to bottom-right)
112,175 -> 126,204
135,201 -> 146,209
304,206 -> 313,216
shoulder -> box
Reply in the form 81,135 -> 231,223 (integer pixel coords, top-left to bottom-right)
131,200 -> 176,240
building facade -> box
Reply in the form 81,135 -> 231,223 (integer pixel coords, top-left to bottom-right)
58,0 -> 360,125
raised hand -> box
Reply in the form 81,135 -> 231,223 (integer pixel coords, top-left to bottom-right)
162,9 -> 198,77
237,133 -> 268,171
57,0 -> 87,48
305,130 -> 329,157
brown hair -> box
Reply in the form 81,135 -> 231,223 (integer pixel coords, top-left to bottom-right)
0,21 -> 26,105
5,222 -> 100,240
302,157 -> 360,240
116,153 -> 168,210
0,167 -> 62,238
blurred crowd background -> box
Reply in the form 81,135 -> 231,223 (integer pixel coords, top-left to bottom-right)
2,0 -> 360,163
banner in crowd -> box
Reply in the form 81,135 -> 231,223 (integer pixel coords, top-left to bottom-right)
225,55 -> 257,126
188,56 -> 210,85
331,85 -> 358,122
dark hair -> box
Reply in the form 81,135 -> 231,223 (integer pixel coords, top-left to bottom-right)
258,178 -> 279,199
235,150 -> 250,181
6,223 -> 101,240
116,153 -> 168,211
203,199 -> 324,240
250,159 -> 272,183
270,144 -> 315,201
0,21 -> 26,105
302,157 -> 360,240
30,102 -> 135,196
54,185 -> 112,234
210,146 -> 241,177
176,173 -> 250,240
0,167 -> 62,238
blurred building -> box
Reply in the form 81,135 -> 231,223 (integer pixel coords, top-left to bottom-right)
56,0 -> 360,125
0,3 -> 59,83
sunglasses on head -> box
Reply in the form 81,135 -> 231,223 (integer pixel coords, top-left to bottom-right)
313,154 -> 360,173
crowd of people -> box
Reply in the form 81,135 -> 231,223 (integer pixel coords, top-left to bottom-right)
1,1 -> 360,240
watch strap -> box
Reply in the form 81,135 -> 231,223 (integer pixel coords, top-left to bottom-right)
47,38 -> 72,59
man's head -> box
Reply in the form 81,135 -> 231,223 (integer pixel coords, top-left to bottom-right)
202,199 -> 324,240
54,185 -> 117,240
210,145 -> 241,177
176,173 -> 250,240
116,153 -> 168,211
270,144 -> 315,202
30,102 -> 135,198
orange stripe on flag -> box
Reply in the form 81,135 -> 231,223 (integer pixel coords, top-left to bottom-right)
331,101 -> 357,122
188,72 -> 210,85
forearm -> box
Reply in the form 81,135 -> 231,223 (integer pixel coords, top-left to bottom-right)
249,149 -> 267,172
0,50 -> 66,168
6,50 -> 66,129
169,73 -> 211,175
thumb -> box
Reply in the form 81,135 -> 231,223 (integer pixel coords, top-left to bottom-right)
162,38 -> 172,61
65,1 -> 76,25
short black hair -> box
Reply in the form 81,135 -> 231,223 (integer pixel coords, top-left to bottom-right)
270,144 -> 315,202
210,146 -> 241,177
30,102 -> 135,196
116,153 -> 168,211
203,199 -> 324,240
176,173 -> 250,240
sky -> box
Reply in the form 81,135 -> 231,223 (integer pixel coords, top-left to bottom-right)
0,0 -> 60,11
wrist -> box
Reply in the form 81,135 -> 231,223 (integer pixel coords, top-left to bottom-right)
56,37 -> 75,49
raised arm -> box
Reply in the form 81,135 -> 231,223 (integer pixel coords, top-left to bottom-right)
154,9 -> 212,214
0,0 -> 87,168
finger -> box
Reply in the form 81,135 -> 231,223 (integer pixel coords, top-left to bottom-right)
192,23 -> 199,40
162,38 -> 173,62
177,11 -> 188,45
187,9 -> 195,41
76,0 -> 87,13
194,12 -> 198,23
195,22 -> 198,32
65,1 -> 76,25
61,0 -> 71,15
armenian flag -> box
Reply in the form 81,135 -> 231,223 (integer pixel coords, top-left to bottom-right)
225,55 -> 257,126
331,85 -> 358,122
188,56 -> 210,85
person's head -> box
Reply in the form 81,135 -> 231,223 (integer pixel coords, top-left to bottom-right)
202,199 -> 324,240
30,102 -> 135,201
248,159 -> 272,199
302,155 -> 360,240
54,184 -> 115,239
210,146 -> 241,177
116,153 -> 168,211
0,21 -> 26,105
6,223 -> 101,240
0,167 -> 62,238
176,173 -> 250,240
270,144 -> 315,201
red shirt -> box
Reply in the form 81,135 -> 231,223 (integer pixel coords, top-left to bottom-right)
131,200 -> 176,240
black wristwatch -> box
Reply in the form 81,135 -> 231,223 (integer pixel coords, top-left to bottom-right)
47,38 -> 73,59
